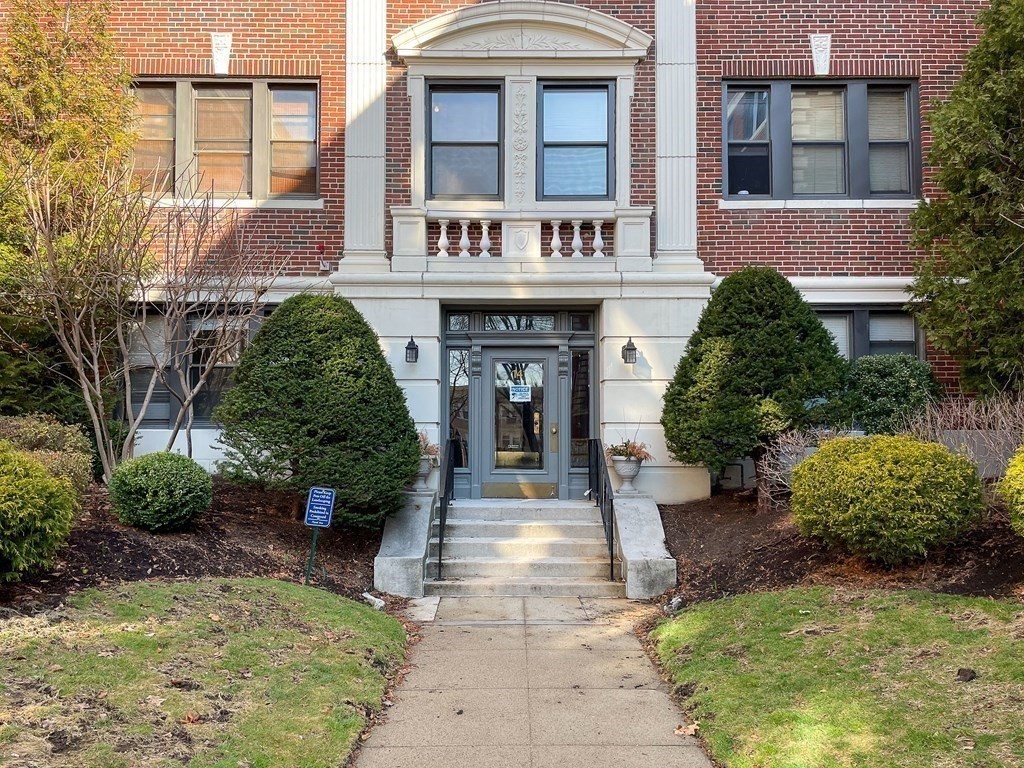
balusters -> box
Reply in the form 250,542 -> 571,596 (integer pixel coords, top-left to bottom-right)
570,220 -> 583,258
479,220 -> 491,258
592,220 -> 605,258
458,220 -> 471,258
437,219 -> 450,258
550,220 -> 562,258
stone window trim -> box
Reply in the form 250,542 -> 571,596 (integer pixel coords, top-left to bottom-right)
721,79 -> 922,202
132,77 -> 322,206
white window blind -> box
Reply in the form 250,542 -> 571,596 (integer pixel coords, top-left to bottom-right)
869,313 -> 915,342
819,314 -> 851,359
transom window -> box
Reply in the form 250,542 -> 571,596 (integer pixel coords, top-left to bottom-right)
132,80 -> 320,201
723,81 -> 918,199
428,83 -> 502,199
539,83 -> 614,199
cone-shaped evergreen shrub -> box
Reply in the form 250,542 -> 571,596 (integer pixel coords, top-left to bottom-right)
661,267 -> 845,474
214,295 -> 420,527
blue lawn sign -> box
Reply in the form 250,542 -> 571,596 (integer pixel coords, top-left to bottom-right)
303,487 -> 336,585
305,487 -> 336,528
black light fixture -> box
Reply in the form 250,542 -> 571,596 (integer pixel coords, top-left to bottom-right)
621,337 -> 637,365
405,336 -> 419,364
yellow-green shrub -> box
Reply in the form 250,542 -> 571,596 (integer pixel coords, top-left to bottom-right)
0,415 -> 93,494
997,447 -> 1024,537
0,441 -> 77,582
792,435 -> 983,564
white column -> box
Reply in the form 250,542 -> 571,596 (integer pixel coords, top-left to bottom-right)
343,0 -> 388,265
655,0 -> 703,272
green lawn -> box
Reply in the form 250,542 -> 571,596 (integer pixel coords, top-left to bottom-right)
652,588 -> 1024,768
0,578 -> 406,768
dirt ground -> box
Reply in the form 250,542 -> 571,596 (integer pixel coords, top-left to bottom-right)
660,491 -> 1024,606
0,479 -> 383,610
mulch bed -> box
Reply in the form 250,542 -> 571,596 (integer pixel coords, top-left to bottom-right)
660,491 -> 1024,606
0,478 -> 384,610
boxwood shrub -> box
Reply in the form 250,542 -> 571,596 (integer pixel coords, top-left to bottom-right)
997,446 -> 1024,537
0,414 -> 93,494
0,441 -> 77,582
834,354 -> 939,434
109,452 -> 213,532
792,435 -> 983,564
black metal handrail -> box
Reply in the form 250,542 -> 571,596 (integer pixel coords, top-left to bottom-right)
588,438 -> 616,581
436,437 -> 458,580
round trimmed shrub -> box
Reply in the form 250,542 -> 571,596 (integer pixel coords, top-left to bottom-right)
836,354 -> 939,434
213,295 -> 420,528
792,435 -> 983,564
997,446 -> 1024,537
109,452 -> 213,532
0,441 -> 77,582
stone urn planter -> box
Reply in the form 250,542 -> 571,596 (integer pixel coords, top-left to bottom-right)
610,456 -> 642,493
413,456 -> 433,491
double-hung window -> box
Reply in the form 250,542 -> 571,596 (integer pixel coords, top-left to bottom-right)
538,82 -> 614,199
132,81 -> 320,202
723,81 -> 918,200
428,83 -> 502,199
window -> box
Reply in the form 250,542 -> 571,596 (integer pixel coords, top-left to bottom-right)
817,309 -> 920,360
723,82 -> 918,199
428,84 -> 502,199
270,86 -> 318,197
188,319 -> 248,424
132,80 -> 319,201
539,83 -> 613,199
195,86 -> 253,198
133,85 -> 176,197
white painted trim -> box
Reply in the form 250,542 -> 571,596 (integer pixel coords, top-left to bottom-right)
718,198 -> 922,210
392,1 -> 653,62
155,197 -> 325,210
776,276 -> 913,305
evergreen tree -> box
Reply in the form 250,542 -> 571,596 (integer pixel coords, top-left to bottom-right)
910,0 -> 1024,393
661,267 -> 845,475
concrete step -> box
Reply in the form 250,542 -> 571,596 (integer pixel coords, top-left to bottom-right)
429,556 -> 617,580
435,519 -> 606,540
430,536 -> 610,559
423,576 -> 626,598
446,500 -> 601,522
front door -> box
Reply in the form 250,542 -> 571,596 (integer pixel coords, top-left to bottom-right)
482,348 -> 559,498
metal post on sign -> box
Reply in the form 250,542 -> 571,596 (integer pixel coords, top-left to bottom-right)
304,527 -> 320,586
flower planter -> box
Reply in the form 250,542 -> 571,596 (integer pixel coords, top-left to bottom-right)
413,456 -> 432,491
610,455 -> 642,494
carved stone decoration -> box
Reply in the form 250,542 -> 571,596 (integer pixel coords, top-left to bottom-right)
437,219 -> 450,258
809,34 -> 832,76
592,220 -> 605,258
210,32 -> 232,76
570,220 -> 584,258
502,221 -> 542,259
458,220 -> 471,258
550,220 -> 563,258
463,32 -> 586,52
479,220 -> 492,258
511,84 -> 530,203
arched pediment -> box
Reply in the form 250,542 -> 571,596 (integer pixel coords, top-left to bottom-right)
392,1 -> 653,62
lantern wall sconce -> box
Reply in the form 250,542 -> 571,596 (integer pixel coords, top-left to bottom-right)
621,337 -> 637,365
405,337 -> 419,363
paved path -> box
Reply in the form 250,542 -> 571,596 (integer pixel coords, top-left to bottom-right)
355,596 -> 713,768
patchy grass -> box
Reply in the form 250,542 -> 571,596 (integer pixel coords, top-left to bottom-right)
651,588 -> 1024,768
0,578 -> 406,767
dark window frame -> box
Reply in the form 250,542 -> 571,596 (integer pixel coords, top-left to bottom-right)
722,80 -> 921,201
537,80 -> 616,201
426,80 -> 505,201
815,306 -> 923,361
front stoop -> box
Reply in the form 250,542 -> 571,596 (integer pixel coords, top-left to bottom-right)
423,500 -> 626,598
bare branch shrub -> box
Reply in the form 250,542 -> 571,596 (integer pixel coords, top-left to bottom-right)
760,427 -> 846,511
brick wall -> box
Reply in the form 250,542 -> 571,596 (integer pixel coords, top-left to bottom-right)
108,1 -> 347,276
696,0 -> 988,277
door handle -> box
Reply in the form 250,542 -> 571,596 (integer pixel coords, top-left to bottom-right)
550,423 -> 558,452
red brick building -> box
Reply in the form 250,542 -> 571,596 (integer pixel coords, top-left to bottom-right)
109,0 -> 986,503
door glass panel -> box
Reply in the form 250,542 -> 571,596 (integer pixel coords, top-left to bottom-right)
484,314 -> 555,331
570,350 -> 591,468
449,350 -> 470,469
494,360 -> 545,471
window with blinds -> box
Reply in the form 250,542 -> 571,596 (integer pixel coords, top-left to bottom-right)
818,314 -> 852,359
869,313 -> 917,355
816,310 -> 920,360
133,85 -> 176,197
270,87 -> 318,197
723,81 -> 918,200
195,86 -> 253,198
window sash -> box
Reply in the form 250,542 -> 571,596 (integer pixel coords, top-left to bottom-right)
723,81 -> 918,200
538,82 -> 614,200
815,309 -> 921,360
133,85 -> 177,198
270,86 -> 319,199
427,83 -> 503,200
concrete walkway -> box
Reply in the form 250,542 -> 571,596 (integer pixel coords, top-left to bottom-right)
355,596 -> 713,768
